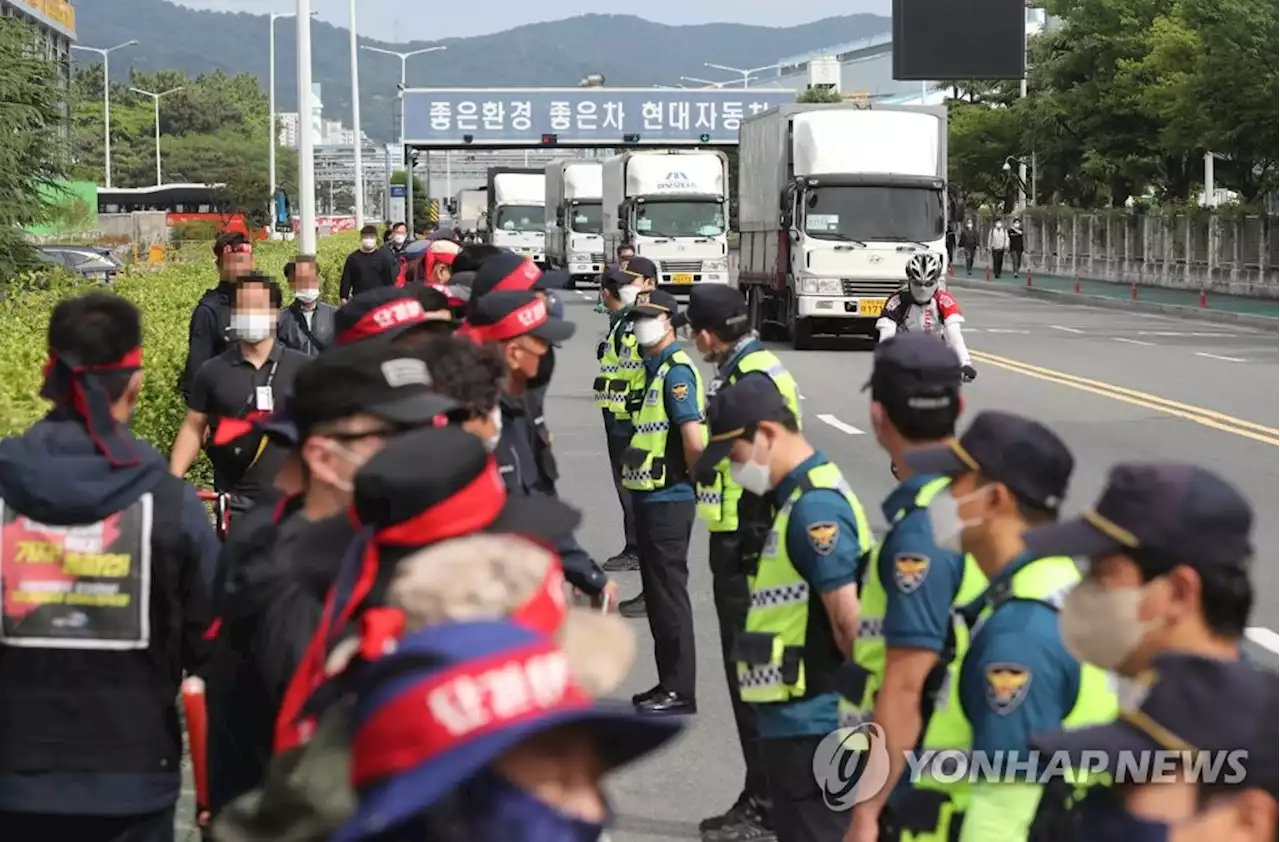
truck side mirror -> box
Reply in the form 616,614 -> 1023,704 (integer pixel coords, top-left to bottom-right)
780,210 -> 793,228
617,219 -> 625,230
555,208 -> 564,224
789,229 -> 801,244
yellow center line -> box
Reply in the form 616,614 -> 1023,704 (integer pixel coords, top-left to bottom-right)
970,350 -> 1280,447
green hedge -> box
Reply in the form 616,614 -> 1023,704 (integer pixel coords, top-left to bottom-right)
0,232 -> 360,489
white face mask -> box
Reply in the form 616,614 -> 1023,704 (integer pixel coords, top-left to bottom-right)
729,433 -> 773,496
617,285 -> 641,307
295,288 -> 320,304
361,237 -> 377,250
632,316 -> 668,347
231,312 -> 274,344
324,440 -> 367,494
926,485 -> 988,553
483,405 -> 503,452
1059,579 -> 1161,672
392,233 -> 407,245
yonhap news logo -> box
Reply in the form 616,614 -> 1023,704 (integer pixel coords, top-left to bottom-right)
811,723 -> 893,810
902,748 -> 1250,786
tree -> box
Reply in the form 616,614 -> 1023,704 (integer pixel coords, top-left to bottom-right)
0,18 -> 67,277
390,170 -> 429,228
796,87 -> 843,104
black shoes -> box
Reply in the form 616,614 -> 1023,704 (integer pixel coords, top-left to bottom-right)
635,689 -> 696,716
701,794 -> 775,841
603,549 -> 640,572
618,591 -> 647,618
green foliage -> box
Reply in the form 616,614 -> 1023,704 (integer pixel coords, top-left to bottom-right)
170,220 -> 221,245
946,0 -> 1278,209
796,88 -> 843,104
0,235 -> 359,487
390,171 -> 430,231
0,18 -> 69,278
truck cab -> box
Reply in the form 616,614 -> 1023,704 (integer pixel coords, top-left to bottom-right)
545,161 -> 604,288
486,168 -> 547,267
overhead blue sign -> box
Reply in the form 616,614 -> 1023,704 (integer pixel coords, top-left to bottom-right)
390,184 -> 407,198
402,87 -> 798,147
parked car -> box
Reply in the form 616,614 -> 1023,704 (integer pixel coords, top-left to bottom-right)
36,245 -> 123,283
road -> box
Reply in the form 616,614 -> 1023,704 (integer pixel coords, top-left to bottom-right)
543,282 -> 1279,841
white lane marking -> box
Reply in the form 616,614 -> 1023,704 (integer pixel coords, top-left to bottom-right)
1246,627 -> 1280,654
1050,325 -> 1084,334
1138,331 -> 1231,337
1113,337 -> 1156,347
984,328 -> 1031,334
575,290 -> 593,299
1195,351 -> 1246,362
817,414 -> 864,435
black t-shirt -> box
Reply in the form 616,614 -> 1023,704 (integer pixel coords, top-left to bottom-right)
339,248 -> 397,299
188,340 -> 310,502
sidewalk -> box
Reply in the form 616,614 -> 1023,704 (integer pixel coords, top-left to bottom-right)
958,259 -> 1279,319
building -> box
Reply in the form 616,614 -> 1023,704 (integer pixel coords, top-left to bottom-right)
1,0 -> 76,124
277,112 -> 300,149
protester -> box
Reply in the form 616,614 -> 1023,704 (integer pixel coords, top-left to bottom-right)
0,292 -> 216,839
183,231 -> 253,397
277,256 -> 335,356
340,225 -> 398,302
413,334 -> 505,448
333,287 -> 441,348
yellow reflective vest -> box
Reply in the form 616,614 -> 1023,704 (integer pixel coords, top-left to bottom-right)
593,314 -> 643,419
621,347 -> 705,492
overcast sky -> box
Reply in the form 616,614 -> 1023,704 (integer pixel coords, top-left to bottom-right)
172,0 -> 890,42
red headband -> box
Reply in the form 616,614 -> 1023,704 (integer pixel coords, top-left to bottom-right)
221,243 -> 251,255
350,641 -> 590,788
493,257 -> 542,292
338,299 -> 428,344
509,558 -> 568,636
41,347 -> 144,467
461,297 -> 548,344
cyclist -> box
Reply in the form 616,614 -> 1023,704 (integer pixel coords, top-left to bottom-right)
877,252 -> 977,382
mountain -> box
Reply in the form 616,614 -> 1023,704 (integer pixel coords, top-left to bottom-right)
75,0 -> 889,143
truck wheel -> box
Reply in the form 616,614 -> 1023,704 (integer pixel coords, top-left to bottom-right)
791,317 -> 814,351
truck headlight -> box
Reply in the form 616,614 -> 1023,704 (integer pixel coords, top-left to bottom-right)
570,252 -> 589,262
797,278 -> 843,295
703,259 -> 727,272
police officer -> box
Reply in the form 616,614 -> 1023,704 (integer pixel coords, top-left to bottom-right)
461,290 -> 617,607
695,377 -> 869,842
595,266 -> 655,574
902,412 -> 1118,842
844,334 -> 985,842
687,284 -> 802,839
619,290 -> 705,714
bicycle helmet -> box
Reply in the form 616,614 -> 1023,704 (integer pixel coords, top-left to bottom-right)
905,251 -> 944,304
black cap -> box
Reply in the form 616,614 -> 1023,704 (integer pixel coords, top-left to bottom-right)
687,284 -> 749,332
288,341 -> 461,439
625,290 -> 687,327
1022,462 -> 1253,567
622,256 -> 658,280
904,411 -> 1074,513
694,376 -> 795,478
353,425 -> 581,544
864,334 -> 963,409
463,290 -> 575,345
1032,653 -> 1278,797
601,267 -> 631,292
471,251 -> 569,300
335,287 -> 432,346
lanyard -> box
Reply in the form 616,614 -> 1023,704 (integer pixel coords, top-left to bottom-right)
240,356 -> 280,416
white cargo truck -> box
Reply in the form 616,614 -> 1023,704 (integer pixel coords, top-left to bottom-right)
454,188 -> 487,235
602,150 -> 730,290
545,160 -> 604,288
738,104 -> 948,349
485,168 -> 546,266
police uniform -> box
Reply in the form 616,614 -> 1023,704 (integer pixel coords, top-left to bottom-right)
696,377 -> 871,842
594,268 -> 645,569
904,414 -> 1118,842
621,290 -> 706,715
687,284 -> 803,831
841,335 -> 985,842
464,290 -> 609,598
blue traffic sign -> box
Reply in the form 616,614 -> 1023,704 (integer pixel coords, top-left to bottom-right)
390,184 -> 407,198
401,87 -> 798,147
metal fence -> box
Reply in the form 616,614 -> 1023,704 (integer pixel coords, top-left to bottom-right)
971,211 -> 1279,299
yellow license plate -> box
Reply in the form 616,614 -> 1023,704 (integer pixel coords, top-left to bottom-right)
671,273 -> 694,284
858,299 -> 886,316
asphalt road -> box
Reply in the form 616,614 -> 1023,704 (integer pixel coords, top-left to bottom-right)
543,283 -> 1279,842
175,283 -> 1277,840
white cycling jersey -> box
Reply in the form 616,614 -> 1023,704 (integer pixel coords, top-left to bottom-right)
875,289 -> 972,366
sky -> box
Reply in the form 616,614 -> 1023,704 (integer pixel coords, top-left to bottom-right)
172,0 -> 891,42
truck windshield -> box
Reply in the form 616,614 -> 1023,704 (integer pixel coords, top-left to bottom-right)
803,186 -> 944,243
495,205 -> 545,233
636,201 -> 725,238
570,203 -> 602,234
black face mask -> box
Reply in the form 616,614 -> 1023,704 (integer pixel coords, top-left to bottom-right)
526,346 -> 556,389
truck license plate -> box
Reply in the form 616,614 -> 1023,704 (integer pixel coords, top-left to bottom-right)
858,299 -> 886,316
671,273 -> 694,284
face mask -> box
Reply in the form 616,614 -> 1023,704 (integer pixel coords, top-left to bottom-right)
392,233 -> 406,245
483,405 -> 503,452
909,280 -> 935,305
995,223 -> 1003,229
361,237 -> 377,250
729,433 -> 773,496
632,317 -> 668,347
231,313 -> 274,344
1060,579 -> 1161,671
295,288 -> 320,304
617,285 -> 640,307
926,485 -> 988,554
526,346 -> 556,389
466,771 -> 608,842
323,439 -> 367,494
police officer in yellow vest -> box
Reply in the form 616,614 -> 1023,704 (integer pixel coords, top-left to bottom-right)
696,376 -> 869,842
619,289 -> 707,715
842,334 -> 986,842
687,284 -> 803,840
594,264 -> 655,574
900,412 -> 1118,842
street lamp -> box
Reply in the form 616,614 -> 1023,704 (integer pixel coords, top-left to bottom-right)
1003,156 -> 1029,209
71,40 -> 138,189
359,45 -> 447,90
704,62 -> 785,88
269,10 -> 316,220
297,0 -> 318,255
130,86 -> 183,186
680,76 -> 740,89
348,0 -> 364,229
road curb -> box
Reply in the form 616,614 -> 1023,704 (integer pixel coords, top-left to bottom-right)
948,278 -> 1279,332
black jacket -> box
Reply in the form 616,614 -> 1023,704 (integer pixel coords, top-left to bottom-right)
0,414 -> 218,815
277,300 -> 337,356
182,283 -> 235,398
339,249 -> 398,299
